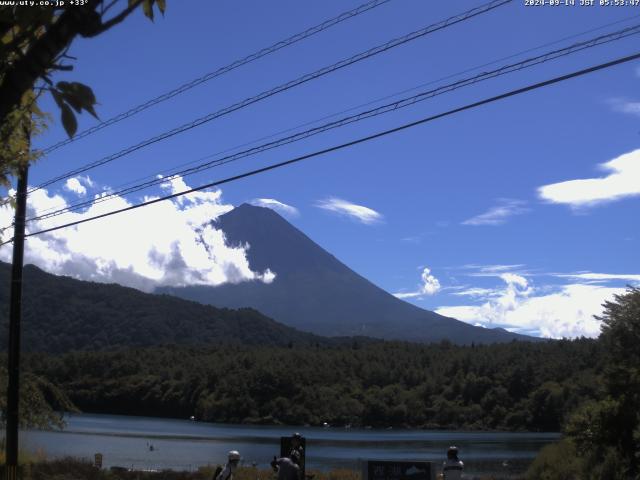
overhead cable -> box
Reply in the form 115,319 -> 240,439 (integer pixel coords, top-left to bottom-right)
24,23 -> 640,225
29,0 -> 512,194
38,0 -> 394,155
4,50 -> 637,245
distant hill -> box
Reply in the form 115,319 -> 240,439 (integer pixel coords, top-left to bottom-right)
160,204 -> 536,344
0,262 -> 342,353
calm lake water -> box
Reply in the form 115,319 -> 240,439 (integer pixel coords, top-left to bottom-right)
20,413 -> 559,478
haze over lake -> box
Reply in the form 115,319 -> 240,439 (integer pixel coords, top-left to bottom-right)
22,413 -> 559,477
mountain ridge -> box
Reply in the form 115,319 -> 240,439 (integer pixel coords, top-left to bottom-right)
160,203 -> 536,344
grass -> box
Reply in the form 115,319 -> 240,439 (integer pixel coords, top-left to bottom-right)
0,458 -> 519,480
0,443 -> 47,467
1,459 -> 362,480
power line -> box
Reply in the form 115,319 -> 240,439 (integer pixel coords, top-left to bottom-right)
337,12 -> 640,119
35,12 -> 640,200
5,50 -> 638,246
38,0 -> 394,156
29,0 -> 512,194
23,23 -> 640,225
54,12 -> 638,213
21,23 -> 640,224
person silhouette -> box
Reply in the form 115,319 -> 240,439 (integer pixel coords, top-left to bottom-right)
271,450 -> 301,480
215,450 -> 241,480
442,446 -> 463,479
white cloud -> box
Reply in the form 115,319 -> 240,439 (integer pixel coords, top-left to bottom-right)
0,177 -> 275,292
451,287 -> 499,297
315,197 -> 382,224
461,264 -> 527,275
63,176 -> 95,197
394,267 -> 441,299
64,178 -> 87,196
554,272 -> 640,283
251,198 -> 299,217
538,149 -> 640,207
394,293 -> 417,299
609,97 -> 640,117
436,273 -> 626,338
80,175 -> 95,188
462,199 -> 528,226
500,272 -> 529,289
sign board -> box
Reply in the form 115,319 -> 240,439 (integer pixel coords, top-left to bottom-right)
363,460 -> 435,480
279,435 -> 306,478
94,453 -> 103,469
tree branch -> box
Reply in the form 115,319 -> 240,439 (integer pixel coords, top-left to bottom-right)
85,0 -> 144,38
0,3 -> 99,126
102,0 -> 121,16
0,0 -> 146,135
50,64 -> 73,71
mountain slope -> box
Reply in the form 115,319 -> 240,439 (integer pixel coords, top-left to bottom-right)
0,262 -> 333,353
160,204 -> 534,344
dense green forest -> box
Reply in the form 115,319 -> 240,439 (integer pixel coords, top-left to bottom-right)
23,338 -> 603,432
0,263 -> 366,352
1,259 -> 636,478
0,360 -> 76,429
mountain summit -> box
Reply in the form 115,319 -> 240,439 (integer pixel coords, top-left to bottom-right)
160,203 -> 533,344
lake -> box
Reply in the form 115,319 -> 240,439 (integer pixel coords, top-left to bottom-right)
20,413 -> 559,478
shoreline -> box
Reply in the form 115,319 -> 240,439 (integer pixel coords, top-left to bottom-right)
16,412 -> 555,478
12,458 -> 526,480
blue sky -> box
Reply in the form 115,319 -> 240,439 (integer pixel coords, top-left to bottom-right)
2,0 -> 639,338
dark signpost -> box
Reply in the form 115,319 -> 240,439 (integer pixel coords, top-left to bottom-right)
280,435 -> 306,478
364,460 -> 435,480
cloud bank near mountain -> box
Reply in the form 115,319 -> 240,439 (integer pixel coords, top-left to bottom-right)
435,266 -> 638,338
0,176 -> 274,292
394,266 -> 441,299
250,198 -> 299,217
315,197 -> 382,224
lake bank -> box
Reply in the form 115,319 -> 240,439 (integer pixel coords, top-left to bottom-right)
17,413 -> 559,478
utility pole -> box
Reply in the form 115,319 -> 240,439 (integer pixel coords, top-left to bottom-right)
5,159 -> 29,480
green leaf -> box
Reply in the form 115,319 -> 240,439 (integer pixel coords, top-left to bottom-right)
156,0 -> 166,15
50,89 -> 64,109
61,92 -> 83,114
84,104 -> 99,120
56,81 -> 98,118
69,82 -> 96,106
56,81 -> 71,92
60,103 -> 77,138
142,0 -> 154,21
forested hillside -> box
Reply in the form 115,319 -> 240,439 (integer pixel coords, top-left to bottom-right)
0,262 -> 342,352
25,338 -> 603,431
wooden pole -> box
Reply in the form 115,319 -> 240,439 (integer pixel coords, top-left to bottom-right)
5,161 -> 29,480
